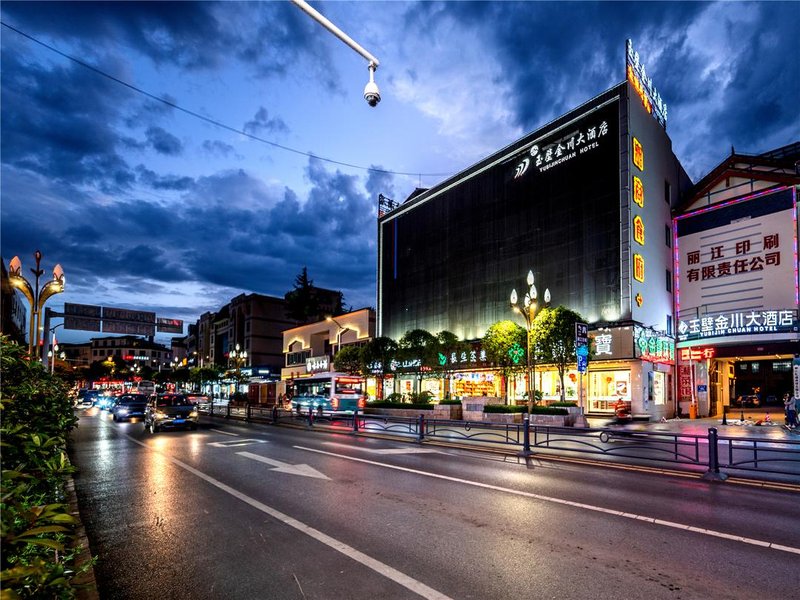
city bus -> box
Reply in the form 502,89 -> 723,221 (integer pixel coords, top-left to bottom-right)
130,380 -> 156,397
289,373 -> 365,414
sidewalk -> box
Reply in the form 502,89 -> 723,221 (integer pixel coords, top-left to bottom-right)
585,407 -> 797,440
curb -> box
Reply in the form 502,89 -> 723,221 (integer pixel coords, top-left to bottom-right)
65,474 -> 100,599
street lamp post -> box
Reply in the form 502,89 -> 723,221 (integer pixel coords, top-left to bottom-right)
326,316 -> 350,366
510,270 -> 551,407
229,344 -> 248,396
6,251 -> 65,359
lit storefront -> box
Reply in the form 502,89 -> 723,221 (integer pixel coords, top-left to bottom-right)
674,147 -> 800,415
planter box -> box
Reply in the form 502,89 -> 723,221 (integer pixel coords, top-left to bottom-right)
483,412 -> 523,424
462,396 -> 503,421
433,404 -> 462,420
529,414 -> 568,427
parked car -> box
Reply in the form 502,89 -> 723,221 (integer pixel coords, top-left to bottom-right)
144,394 -> 199,433
111,394 -> 149,422
185,394 -> 210,405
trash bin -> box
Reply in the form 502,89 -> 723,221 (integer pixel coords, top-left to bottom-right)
689,403 -> 698,419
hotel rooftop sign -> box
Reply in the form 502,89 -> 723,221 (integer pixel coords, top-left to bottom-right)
626,39 -> 667,128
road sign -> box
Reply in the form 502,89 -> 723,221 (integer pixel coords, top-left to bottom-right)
64,316 -> 101,331
575,322 -> 589,347
577,354 -> 588,373
793,356 -> 800,398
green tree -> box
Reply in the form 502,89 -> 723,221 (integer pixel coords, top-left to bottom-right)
398,329 -> 437,395
531,305 -> 586,402
434,330 -> 468,400
333,344 -> 364,376
189,365 -> 223,393
284,267 -> 345,323
482,320 -> 526,403
361,336 -> 398,400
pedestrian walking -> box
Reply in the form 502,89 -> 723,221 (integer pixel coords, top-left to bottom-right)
783,393 -> 797,429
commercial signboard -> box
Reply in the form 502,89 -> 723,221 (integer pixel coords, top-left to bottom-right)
675,187 -> 798,342
157,318 -> 183,334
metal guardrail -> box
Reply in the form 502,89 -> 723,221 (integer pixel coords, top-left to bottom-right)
198,405 -> 800,481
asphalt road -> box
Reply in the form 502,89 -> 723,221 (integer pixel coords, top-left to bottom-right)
69,407 -> 800,600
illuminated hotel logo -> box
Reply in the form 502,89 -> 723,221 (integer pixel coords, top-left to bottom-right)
626,39 -> 668,128
513,119 -> 610,180
632,137 -> 644,171
678,309 -> 797,341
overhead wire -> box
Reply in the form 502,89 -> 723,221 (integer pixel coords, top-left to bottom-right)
0,20 -> 452,179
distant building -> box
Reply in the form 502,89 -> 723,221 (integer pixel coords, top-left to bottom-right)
281,307 -> 376,391
377,41 -> 691,418
88,335 -> 172,369
0,259 -> 27,346
195,293 -> 297,377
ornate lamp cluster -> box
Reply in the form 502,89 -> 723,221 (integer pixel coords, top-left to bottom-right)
510,270 -> 551,405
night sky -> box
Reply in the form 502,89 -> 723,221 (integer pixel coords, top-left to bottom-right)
2,1 -> 798,344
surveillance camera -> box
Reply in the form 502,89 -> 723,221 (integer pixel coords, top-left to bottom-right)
364,62 -> 380,107
364,80 -> 380,107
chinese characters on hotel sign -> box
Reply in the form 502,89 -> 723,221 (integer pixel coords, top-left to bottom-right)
678,309 -> 797,341
626,39 -> 668,128
675,188 -> 796,323
513,116 -> 611,180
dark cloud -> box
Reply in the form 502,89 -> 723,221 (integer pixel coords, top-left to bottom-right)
202,139 -> 238,158
145,126 -> 183,155
243,107 -> 289,137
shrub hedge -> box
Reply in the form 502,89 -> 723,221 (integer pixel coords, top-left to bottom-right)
1,336 -> 93,598
367,401 -> 434,410
484,404 -> 568,415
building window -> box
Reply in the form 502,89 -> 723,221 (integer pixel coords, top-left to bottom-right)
773,361 -> 791,372
665,224 -> 671,247
665,269 -> 672,292
664,180 -> 671,205
751,363 -> 760,373
666,315 -> 673,335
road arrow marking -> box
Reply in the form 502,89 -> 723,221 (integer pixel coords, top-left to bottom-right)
237,451 -> 330,480
208,439 -> 267,448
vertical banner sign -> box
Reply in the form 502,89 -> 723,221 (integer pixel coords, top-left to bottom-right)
794,356 -> 800,398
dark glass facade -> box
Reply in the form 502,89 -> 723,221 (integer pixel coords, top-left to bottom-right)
379,96 -> 623,341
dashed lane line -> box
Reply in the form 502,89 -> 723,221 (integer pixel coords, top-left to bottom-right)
122,433 -> 453,600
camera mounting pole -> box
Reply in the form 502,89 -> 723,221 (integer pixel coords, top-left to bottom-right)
291,0 -> 380,68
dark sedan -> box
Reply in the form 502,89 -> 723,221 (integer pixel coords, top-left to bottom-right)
111,394 -> 149,422
144,394 -> 199,433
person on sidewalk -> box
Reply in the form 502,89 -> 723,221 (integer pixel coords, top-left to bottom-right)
783,393 -> 797,429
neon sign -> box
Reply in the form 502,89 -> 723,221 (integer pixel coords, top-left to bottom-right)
633,176 -> 644,207
626,39 -> 667,128
678,309 -> 797,341
680,347 -> 715,361
635,331 -> 675,364
633,215 -> 645,245
632,137 -> 644,171
633,254 -> 645,282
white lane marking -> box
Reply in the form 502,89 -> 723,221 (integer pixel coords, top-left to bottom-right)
323,441 -> 439,455
208,439 -> 267,448
123,433 -> 452,600
295,446 -> 800,556
209,429 -> 239,436
237,451 -> 330,480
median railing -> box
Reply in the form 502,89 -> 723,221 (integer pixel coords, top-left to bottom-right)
198,404 -> 800,481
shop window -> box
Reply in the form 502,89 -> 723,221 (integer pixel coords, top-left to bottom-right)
588,370 -> 630,413
652,371 -> 665,405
